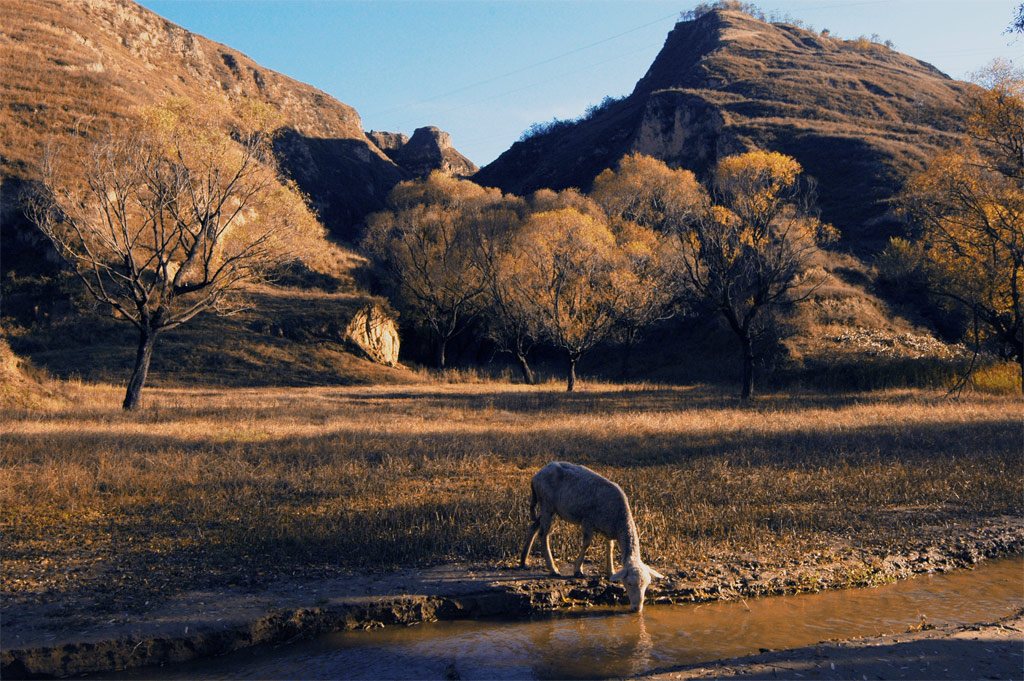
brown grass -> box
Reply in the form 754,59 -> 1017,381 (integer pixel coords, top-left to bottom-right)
1,381 -> 1020,617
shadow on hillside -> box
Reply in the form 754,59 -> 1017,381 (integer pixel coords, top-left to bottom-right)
273,130 -> 407,242
8,311 -> 412,390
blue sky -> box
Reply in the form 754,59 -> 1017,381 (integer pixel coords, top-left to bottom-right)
137,1 -> 1022,166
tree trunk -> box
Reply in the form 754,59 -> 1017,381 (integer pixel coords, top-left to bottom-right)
436,336 -> 448,368
618,335 -> 635,381
740,334 -> 755,400
1016,346 -> 1023,396
566,353 -> 578,392
123,326 -> 158,410
516,352 -> 536,385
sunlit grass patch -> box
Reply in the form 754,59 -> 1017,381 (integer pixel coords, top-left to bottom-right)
1,382 -> 1020,616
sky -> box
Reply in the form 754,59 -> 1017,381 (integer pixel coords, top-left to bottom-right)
136,1 -> 1023,167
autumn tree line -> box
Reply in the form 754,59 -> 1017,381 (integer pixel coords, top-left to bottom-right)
361,150 -> 837,396
30,62 -> 1022,408
362,61 -> 1023,396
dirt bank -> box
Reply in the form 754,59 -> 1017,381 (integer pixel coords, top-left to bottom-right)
639,609 -> 1024,680
3,516 -> 1022,679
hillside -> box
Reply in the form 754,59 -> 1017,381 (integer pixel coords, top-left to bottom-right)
0,1 -> 991,393
474,8 -> 976,254
0,0 -> 467,242
0,0 -> 428,389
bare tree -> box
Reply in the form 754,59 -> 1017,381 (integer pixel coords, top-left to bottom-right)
1009,4 -> 1024,35
361,173 -> 500,368
471,199 -> 541,383
676,151 -> 835,399
32,97 -> 320,409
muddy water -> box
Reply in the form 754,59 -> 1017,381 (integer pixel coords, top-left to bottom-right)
130,558 -> 1022,680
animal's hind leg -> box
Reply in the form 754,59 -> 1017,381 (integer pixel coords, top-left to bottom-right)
573,527 -> 593,577
520,520 -> 540,568
538,512 -> 560,576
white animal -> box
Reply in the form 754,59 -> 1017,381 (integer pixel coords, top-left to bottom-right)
519,461 -> 665,612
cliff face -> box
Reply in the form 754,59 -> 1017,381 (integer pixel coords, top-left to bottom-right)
368,126 -> 478,178
474,9 -> 976,253
0,0 -> 405,241
367,131 -> 410,153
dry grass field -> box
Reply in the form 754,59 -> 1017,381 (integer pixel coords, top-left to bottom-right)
1,379 -> 1020,622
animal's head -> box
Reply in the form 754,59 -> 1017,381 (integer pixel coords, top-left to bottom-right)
612,562 -> 665,612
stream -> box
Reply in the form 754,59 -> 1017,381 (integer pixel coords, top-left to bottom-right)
123,557 -> 1022,680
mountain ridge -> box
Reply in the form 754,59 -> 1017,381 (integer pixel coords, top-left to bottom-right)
474,8 -> 977,254
0,0 -> 470,242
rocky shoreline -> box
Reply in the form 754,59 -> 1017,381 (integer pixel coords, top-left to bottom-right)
3,515 -> 1022,679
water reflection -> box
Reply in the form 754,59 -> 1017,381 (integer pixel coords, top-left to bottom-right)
120,557 -> 1023,680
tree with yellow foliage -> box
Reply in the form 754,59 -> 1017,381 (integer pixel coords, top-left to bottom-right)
897,60 -> 1023,390
607,219 -> 682,377
512,207 -> 624,391
470,197 -> 544,383
33,96 -> 321,410
677,150 -> 835,399
591,152 -> 704,233
362,172 -> 502,368
589,155 -> 697,375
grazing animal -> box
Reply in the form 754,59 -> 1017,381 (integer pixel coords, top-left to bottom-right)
519,461 -> 665,612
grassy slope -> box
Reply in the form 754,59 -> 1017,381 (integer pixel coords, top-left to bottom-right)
4,284 -> 418,391
0,338 -> 64,409
1,382 -> 1020,618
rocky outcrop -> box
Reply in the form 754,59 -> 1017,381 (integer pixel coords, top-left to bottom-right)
367,131 -> 409,153
369,126 -> 478,178
474,8 -> 975,254
344,303 -> 400,366
1,0 -> 406,242
246,298 -> 400,367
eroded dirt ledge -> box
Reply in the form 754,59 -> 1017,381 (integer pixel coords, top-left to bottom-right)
3,516 -> 1022,679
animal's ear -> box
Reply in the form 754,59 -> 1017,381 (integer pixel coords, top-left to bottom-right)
646,565 -> 666,580
611,568 -> 626,583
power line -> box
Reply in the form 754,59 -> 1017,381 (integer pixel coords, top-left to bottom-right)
407,39 -> 666,126
361,9 -> 680,119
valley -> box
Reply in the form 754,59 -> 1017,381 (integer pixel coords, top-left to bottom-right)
1,0 -> 1021,678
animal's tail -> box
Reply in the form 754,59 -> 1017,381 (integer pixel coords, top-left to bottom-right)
529,482 -> 538,521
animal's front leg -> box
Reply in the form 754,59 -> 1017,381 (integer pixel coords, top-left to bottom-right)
605,539 -> 616,577
573,528 -> 593,576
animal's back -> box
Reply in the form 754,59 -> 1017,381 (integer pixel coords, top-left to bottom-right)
533,462 -> 629,534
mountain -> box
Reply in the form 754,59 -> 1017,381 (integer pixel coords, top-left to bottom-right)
0,0 -> 427,385
368,127 -> 478,178
474,8 -> 976,254
0,0 -> 469,243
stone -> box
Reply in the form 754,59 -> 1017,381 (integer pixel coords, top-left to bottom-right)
344,304 -> 400,366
